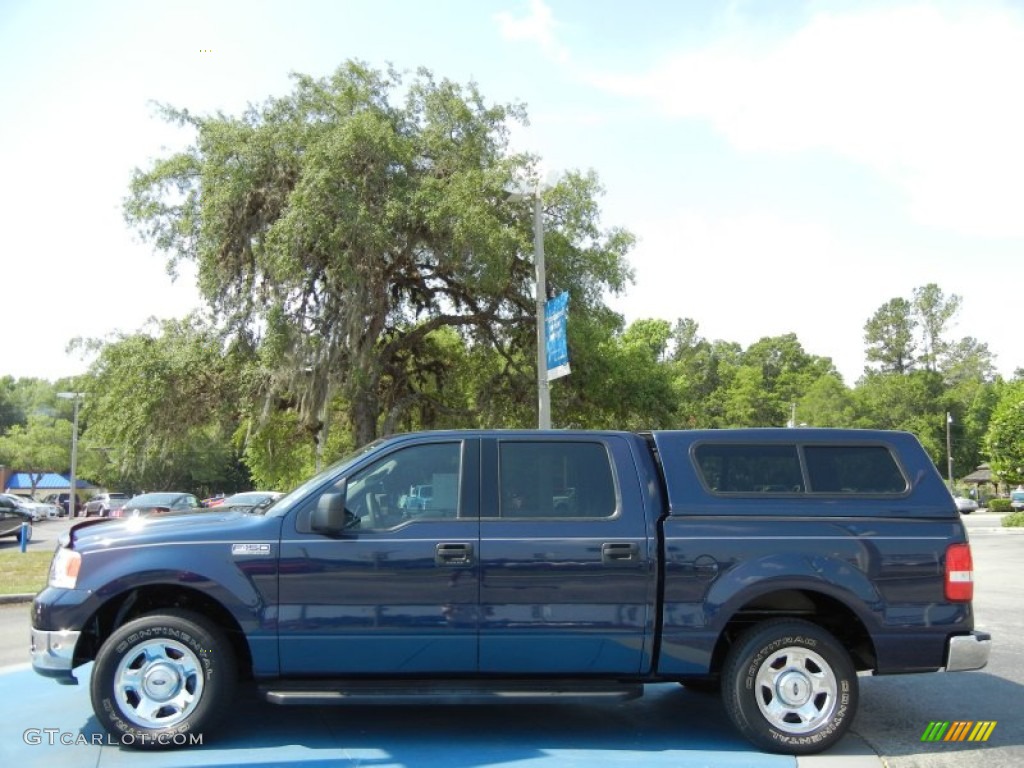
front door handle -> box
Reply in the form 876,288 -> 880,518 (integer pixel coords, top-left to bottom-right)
601,542 -> 639,564
435,542 -> 474,566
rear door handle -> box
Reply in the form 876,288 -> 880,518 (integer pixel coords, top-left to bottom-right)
601,542 -> 639,565
435,542 -> 474,566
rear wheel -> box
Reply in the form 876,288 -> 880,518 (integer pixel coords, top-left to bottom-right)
90,610 -> 236,748
722,619 -> 857,754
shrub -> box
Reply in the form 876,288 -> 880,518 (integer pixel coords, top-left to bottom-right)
1002,511 -> 1024,528
987,498 -> 1012,513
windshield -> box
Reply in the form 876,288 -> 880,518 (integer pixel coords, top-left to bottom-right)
128,493 -> 185,507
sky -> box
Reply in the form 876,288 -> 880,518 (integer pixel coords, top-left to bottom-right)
1,0 -> 1022,386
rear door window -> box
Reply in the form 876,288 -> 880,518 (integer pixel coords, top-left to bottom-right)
498,440 -> 617,519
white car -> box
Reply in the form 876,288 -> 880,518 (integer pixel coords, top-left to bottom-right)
953,496 -> 979,514
0,493 -> 53,521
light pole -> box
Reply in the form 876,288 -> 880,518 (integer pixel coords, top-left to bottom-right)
57,392 -> 85,516
506,182 -> 551,430
946,412 -> 954,492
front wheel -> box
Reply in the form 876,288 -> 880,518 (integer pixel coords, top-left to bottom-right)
722,619 -> 857,754
90,610 -> 236,748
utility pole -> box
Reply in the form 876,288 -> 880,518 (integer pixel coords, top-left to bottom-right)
946,412 -> 954,492
57,392 -> 85,516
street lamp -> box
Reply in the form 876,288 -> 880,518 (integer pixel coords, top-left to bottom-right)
946,412 -> 954,492
57,392 -> 85,516
505,181 -> 551,430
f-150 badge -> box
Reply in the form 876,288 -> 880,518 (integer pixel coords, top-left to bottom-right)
231,543 -> 272,556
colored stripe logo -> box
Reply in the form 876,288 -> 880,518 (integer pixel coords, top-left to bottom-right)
921,721 -> 996,742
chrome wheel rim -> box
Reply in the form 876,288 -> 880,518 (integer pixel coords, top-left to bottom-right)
113,638 -> 204,728
754,645 -> 838,734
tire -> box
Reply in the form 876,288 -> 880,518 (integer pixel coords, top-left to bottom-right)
722,619 -> 857,755
90,610 -> 236,749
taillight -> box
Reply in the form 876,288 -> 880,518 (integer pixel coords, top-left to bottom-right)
945,543 -> 974,602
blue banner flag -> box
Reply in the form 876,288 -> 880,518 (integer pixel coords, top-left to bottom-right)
545,291 -> 571,381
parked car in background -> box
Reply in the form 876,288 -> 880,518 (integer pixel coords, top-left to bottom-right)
954,496 -> 979,514
0,493 -> 58,524
82,492 -> 129,517
117,492 -> 203,518
0,493 -> 45,521
216,491 -> 283,513
41,492 -> 82,517
30,497 -> 62,519
1011,487 -> 1024,512
0,495 -> 32,543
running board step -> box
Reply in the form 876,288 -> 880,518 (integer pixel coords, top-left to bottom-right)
260,680 -> 644,706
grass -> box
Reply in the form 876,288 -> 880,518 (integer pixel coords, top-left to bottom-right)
0,548 -> 52,595
1003,511 -> 1024,528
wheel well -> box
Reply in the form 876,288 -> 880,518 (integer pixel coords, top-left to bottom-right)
76,585 -> 254,679
706,589 -> 877,677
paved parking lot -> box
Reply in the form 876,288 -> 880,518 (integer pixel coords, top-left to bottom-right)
0,660 -> 852,768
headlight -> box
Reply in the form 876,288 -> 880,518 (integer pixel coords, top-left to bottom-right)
48,548 -> 81,589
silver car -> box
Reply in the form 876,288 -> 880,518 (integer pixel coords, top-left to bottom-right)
953,496 -> 979,514
0,495 -> 34,541
83,492 -> 130,517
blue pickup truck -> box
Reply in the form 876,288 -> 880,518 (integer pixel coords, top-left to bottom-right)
30,429 -> 990,753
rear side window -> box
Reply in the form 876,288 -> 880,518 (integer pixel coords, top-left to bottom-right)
499,441 -> 617,519
804,445 -> 907,493
695,444 -> 803,493
694,443 -> 907,496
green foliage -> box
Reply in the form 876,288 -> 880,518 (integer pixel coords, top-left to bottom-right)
236,410 -> 316,491
983,380 -> 1024,484
1002,511 -> 1024,527
864,297 -> 916,374
0,377 -> 58,434
0,414 -> 73,494
664,323 -> 839,429
988,498 -> 1012,513
796,374 -> 859,427
125,61 -> 634,449
79,316 -> 248,494
557,317 -> 677,430
913,283 -> 961,372
853,371 -> 948,461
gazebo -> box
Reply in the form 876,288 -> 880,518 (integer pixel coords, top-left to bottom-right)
960,464 -> 1000,502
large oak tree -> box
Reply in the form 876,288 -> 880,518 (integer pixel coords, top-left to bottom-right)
125,62 -> 633,448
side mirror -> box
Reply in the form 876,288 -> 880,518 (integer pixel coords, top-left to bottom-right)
311,482 -> 349,536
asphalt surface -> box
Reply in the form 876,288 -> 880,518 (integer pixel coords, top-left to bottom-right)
0,657 -> 879,768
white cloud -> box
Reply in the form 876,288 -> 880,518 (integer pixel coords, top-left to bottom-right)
605,206 -> 1019,384
494,0 -> 569,63
593,4 -> 1024,238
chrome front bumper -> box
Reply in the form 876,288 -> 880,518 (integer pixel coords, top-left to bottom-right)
945,631 -> 991,672
30,627 -> 81,682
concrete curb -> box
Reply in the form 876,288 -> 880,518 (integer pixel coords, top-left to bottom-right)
797,733 -> 883,767
0,594 -> 34,605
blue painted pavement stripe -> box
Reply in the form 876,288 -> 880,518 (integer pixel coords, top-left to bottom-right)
0,665 -> 791,768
